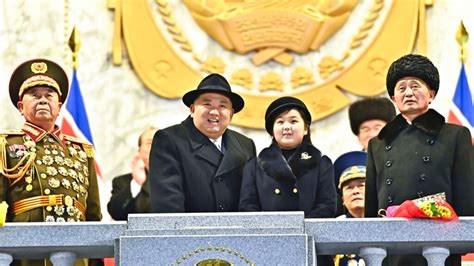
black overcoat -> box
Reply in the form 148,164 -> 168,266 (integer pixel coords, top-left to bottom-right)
149,116 -> 256,212
239,142 -> 336,218
107,173 -> 151,220
365,109 -> 474,266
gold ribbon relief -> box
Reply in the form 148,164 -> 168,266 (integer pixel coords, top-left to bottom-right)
111,0 -> 425,128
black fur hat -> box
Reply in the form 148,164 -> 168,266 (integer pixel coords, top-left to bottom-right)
349,97 -> 396,135
386,54 -> 439,96
265,96 -> 312,135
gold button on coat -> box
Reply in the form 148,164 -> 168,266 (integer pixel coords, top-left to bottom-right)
292,188 -> 298,194
274,188 -> 281,195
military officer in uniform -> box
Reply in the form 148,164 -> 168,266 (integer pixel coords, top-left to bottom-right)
0,59 -> 101,265
334,98 -> 396,216
365,54 -> 474,266
333,151 -> 367,266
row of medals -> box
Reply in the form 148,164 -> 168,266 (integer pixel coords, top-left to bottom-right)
23,136 -> 90,222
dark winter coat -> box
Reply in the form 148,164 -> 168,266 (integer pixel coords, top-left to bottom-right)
239,142 -> 336,218
149,116 -> 256,213
365,109 -> 474,266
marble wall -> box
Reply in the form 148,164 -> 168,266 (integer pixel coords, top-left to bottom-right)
1,0 -> 473,211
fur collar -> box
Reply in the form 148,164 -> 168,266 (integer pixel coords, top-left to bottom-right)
378,109 -> 445,144
257,142 -> 321,184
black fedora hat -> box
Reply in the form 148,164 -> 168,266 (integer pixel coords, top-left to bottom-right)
265,96 -> 312,135
182,73 -> 244,113
9,58 -> 69,107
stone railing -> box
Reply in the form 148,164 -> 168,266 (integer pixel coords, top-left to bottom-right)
0,212 -> 473,265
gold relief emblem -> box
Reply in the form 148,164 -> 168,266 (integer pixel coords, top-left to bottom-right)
183,0 -> 357,65
172,246 -> 254,266
201,56 -> 226,73
230,69 -> 253,89
259,71 -> 283,92
110,0 -> 430,128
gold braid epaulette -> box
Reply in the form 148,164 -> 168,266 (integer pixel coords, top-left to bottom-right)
0,201 -> 8,227
64,135 -> 95,159
0,133 -> 36,185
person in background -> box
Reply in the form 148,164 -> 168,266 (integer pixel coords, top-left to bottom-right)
333,151 -> 367,266
239,96 -> 336,266
149,73 -> 256,213
107,127 -> 158,220
365,54 -> 474,266
348,97 -> 396,151
0,58 -> 101,265
334,97 -> 396,216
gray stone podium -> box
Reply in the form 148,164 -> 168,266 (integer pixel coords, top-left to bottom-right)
117,211 -> 311,265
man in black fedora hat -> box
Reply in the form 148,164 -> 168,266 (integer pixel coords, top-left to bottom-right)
149,73 -> 256,212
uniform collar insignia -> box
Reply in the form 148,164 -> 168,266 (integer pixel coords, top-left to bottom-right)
22,122 -> 65,144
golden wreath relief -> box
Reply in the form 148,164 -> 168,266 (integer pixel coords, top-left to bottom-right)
109,0 -> 431,128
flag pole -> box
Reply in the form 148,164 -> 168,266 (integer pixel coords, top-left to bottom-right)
68,26 -> 81,70
456,21 -> 468,63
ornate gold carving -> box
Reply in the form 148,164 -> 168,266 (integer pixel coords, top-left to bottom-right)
201,57 -> 226,74
231,69 -> 253,89
318,0 -> 384,78
291,67 -> 314,88
259,72 -> 283,92
154,60 -> 173,79
183,0 -> 357,65
173,246 -> 254,266
318,56 -> 344,79
155,0 -> 204,63
112,0 -> 427,128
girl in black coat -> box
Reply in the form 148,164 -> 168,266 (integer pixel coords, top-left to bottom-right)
239,96 -> 337,218
239,97 -> 336,266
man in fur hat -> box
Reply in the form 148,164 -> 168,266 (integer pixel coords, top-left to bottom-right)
149,73 -> 256,213
365,54 -> 474,266
334,98 -> 396,216
349,97 -> 396,151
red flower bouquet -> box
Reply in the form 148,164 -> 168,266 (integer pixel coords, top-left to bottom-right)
384,193 -> 458,221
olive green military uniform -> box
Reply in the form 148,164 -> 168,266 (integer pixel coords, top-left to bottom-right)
1,58 -> 102,265
0,123 -> 102,266
0,122 -> 101,223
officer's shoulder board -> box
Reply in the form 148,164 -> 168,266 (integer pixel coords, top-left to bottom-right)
0,130 -> 25,145
63,134 -> 95,159
0,130 -> 25,137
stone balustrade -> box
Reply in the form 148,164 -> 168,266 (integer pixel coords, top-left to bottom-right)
0,213 -> 473,265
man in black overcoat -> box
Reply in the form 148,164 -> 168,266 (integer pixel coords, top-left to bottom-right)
365,54 -> 474,266
149,73 -> 256,212
107,127 -> 158,220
